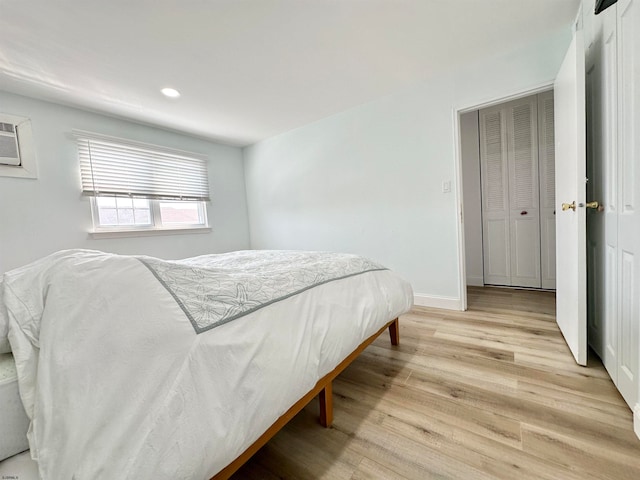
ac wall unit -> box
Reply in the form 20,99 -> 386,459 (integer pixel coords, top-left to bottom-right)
0,122 -> 21,166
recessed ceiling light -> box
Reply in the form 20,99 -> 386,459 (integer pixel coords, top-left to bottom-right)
161,87 -> 180,98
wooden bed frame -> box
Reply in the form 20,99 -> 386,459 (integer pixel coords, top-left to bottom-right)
211,317 -> 400,479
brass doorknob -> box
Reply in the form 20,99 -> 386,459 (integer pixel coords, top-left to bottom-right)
584,201 -> 599,209
562,201 -> 576,211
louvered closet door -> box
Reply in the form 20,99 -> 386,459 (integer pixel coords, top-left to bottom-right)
480,106 -> 511,286
480,95 -> 543,288
508,97 -> 541,288
538,92 -> 556,289
538,91 -> 556,289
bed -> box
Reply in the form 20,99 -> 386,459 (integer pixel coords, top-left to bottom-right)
0,249 -> 413,479
0,353 -> 30,461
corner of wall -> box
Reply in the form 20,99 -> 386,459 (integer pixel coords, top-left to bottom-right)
634,403 -> 640,440
413,293 -> 463,311
465,276 -> 484,287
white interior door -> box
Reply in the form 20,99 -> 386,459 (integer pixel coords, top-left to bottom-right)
585,6 -> 617,382
615,0 -> 639,407
555,30 -> 588,366
602,12 -> 619,382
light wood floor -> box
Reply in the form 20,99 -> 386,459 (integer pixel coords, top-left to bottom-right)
232,287 -> 640,479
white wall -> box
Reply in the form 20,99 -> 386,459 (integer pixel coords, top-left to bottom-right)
243,28 -> 573,308
0,91 -> 250,274
460,111 -> 483,287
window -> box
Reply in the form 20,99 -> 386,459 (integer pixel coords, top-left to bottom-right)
75,131 -> 210,234
92,197 -> 207,230
0,113 -> 38,179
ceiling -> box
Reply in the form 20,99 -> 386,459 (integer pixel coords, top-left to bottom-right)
0,1 -> 580,147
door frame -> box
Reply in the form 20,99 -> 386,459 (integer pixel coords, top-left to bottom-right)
452,82 -> 555,311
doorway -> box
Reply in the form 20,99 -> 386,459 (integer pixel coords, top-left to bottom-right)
459,91 -> 556,291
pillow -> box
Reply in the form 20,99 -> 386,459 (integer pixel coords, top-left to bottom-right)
0,279 -> 11,353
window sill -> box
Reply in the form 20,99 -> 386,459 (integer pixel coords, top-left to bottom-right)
89,227 -> 212,239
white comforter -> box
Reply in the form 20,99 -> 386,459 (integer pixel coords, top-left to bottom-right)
1,249 -> 413,479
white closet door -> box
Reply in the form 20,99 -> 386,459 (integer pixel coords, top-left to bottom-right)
587,8 -> 618,379
603,10 -> 619,385
508,97 -> 541,288
615,0 -> 639,408
538,91 -> 556,289
480,107 -> 511,285
585,26 -> 605,363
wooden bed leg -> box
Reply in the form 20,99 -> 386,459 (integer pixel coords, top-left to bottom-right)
388,318 -> 400,346
319,381 -> 333,428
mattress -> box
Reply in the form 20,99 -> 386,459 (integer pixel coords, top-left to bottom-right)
0,353 -> 29,461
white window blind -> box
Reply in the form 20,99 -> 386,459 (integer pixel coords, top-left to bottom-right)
76,132 -> 210,201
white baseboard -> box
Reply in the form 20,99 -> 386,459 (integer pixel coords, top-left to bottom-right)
634,404 -> 640,440
413,293 -> 463,311
466,275 -> 484,287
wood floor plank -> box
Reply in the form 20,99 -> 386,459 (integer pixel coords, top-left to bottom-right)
396,334 -> 620,402
331,406 -> 498,480
350,457 -> 409,480
332,377 -> 583,480
250,421 -> 358,480
516,379 -> 633,429
363,343 -> 520,392
231,287 -> 640,479
378,407 -> 584,480
400,362 -> 640,456
335,374 -> 523,449
521,423 -> 640,480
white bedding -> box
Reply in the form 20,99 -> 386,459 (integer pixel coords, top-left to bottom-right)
0,280 -> 11,353
0,353 -> 30,461
1,249 -> 413,479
